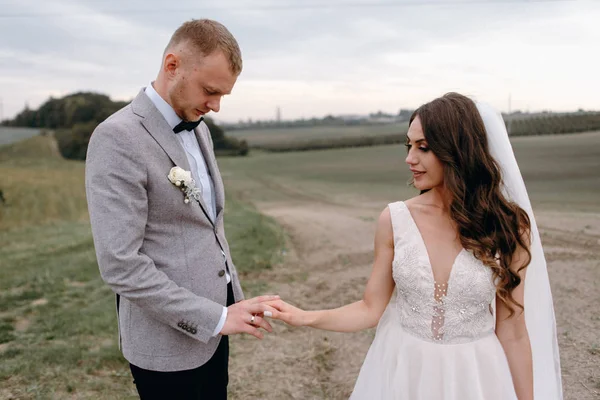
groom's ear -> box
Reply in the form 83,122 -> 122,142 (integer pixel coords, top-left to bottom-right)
163,52 -> 180,77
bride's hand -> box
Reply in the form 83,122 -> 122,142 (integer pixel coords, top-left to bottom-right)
265,299 -> 310,327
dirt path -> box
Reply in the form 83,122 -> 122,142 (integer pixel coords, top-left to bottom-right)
229,189 -> 600,399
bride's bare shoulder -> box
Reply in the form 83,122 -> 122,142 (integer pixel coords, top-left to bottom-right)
403,194 -> 428,210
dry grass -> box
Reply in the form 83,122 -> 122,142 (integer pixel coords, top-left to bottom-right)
0,136 -> 87,230
0,136 -> 286,399
1,132 -> 599,399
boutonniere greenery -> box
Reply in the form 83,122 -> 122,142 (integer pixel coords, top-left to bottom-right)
168,166 -> 201,204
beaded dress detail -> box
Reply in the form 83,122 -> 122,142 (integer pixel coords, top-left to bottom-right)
350,201 -> 518,400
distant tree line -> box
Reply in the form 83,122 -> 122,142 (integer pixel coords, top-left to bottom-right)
222,109 -> 414,131
507,112 -> 600,136
223,115 -> 370,131
2,92 -> 248,159
250,112 -> 600,153
255,133 -> 404,152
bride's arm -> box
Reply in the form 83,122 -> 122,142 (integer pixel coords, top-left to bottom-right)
266,207 -> 396,332
495,244 -> 534,400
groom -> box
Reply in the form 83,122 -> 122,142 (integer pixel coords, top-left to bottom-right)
85,19 -> 277,399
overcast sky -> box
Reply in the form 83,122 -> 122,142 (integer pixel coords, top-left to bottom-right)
1,0 -> 598,123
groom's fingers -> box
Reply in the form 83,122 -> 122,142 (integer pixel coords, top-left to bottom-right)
246,303 -> 280,318
250,315 -> 273,333
242,323 -> 264,340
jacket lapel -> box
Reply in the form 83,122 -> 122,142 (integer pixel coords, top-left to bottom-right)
131,90 -> 215,224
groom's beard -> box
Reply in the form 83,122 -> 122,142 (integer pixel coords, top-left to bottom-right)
168,80 -> 202,123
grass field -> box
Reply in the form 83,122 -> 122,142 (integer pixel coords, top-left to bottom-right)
219,131 -> 600,212
0,136 -> 285,399
0,128 -> 41,147
217,131 -> 600,400
226,122 -> 409,148
225,112 -> 600,152
1,131 -> 599,399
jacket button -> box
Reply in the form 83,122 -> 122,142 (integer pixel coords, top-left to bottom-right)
177,322 -> 183,328
218,270 -> 225,277
191,328 -> 197,334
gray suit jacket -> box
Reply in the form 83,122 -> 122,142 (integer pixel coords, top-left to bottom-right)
85,89 -> 244,372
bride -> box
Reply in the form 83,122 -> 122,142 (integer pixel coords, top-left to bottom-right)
266,93 -> 563,399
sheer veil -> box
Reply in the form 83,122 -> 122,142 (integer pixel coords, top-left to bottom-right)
376,101 -> 563,398
476,102 -> 563,399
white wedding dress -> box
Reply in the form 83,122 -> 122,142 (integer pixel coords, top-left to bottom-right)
350,201 -> 517,400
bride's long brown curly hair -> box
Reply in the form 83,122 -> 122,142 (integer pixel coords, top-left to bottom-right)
410,92 -> 531,315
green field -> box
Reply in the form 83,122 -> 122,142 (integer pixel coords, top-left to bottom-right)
225,113 -> 600,152
218,130 -> 600,400
0,136 -> 285,399
219,131 -> 600,212
0,128 -> 41,147
1,131 -> 599,398
226,122 -> 409,148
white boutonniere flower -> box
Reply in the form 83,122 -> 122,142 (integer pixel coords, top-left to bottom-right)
168,166 -> 201,204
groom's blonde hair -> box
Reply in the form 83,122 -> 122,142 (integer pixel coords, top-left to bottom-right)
166,19 -> 243,75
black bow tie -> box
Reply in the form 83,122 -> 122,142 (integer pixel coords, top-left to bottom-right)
173,117 -> 203,133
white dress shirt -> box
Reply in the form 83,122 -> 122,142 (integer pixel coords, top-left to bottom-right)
145,83 -> 229,336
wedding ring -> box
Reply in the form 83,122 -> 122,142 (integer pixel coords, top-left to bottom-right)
250,315 -> 256,325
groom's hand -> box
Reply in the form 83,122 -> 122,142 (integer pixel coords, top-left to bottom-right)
219,295 -> 280,339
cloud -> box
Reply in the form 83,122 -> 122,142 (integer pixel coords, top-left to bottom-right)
1,0 -> 599,121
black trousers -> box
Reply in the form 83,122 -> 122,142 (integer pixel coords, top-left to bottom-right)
130,282 -> 234,400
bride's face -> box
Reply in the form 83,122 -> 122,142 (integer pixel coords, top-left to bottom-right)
405,116 -> 444,190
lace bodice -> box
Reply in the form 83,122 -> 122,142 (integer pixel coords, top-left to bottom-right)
389,201 -> 496,344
